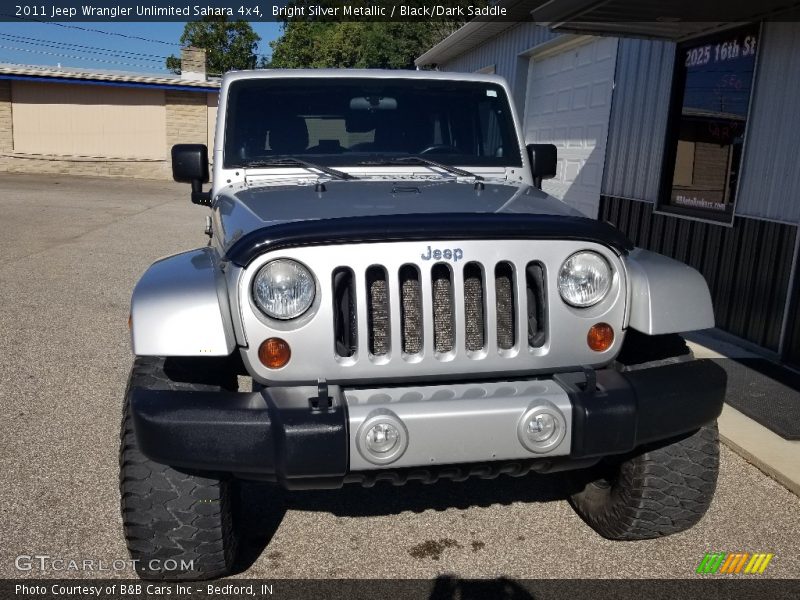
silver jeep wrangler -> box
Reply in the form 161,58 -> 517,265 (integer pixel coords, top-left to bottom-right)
121,70 -> 726,580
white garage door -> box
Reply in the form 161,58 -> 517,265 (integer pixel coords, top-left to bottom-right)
524,36 -> 618,217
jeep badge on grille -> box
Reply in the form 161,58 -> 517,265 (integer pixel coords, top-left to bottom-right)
421,246 -> 463,262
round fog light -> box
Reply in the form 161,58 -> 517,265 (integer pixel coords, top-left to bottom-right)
517,403 -> 566,454
356,411 -> 408,465
526,413 -> 557,443
365,423 -> 400,454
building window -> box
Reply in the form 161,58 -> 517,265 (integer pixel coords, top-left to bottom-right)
658,24 -> 760,223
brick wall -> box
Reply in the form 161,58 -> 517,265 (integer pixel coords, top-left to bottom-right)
0,80 -> 216,180
166,90 -> 208,149
0,81 -> 12,154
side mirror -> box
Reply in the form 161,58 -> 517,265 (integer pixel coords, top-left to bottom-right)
171,144 -> 211,205
526,143 -> 557,189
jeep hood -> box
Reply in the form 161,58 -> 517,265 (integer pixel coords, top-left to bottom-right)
215,179 -> 585,251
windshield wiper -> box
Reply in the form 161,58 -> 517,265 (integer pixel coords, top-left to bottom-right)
239,157 -> 357,180
357,156 -> 483,181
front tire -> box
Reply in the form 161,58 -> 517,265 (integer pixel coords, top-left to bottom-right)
571,330 -> 719,540
570,421 -> 720,541
119,357 -> 239,580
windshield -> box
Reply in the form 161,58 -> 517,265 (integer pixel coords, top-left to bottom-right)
223,78 -> 522,169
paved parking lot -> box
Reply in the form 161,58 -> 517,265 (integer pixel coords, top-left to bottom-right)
1,173 -> 799,580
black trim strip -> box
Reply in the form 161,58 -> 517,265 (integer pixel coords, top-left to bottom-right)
225,213 -> 634,267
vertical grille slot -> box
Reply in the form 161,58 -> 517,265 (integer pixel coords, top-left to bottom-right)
526,262 -> 547,348
332,267 -> 357,358
399,265 -> 423,354
366,266 -> 390,356
463,262 -> 485,352
431,263 -> 455,353
495,262 -> 516,350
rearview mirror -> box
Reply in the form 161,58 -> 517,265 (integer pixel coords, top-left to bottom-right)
526,143 -> 557,189
171,144 -> 211,205
349,96 -> 397,111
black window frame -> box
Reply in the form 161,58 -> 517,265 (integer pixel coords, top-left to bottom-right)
656,23 -> 761,226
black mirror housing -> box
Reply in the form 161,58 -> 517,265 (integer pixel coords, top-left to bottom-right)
171,144 -> 211,205
526,143 -> 557,189
172,144 -> 209,183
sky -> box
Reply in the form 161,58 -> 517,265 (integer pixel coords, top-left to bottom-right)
0,21 -> 284,75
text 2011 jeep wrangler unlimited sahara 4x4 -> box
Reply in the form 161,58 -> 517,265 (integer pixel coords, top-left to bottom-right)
121,70 -> 726,580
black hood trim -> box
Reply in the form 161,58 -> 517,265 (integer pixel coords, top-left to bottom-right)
225,213 -> 634,267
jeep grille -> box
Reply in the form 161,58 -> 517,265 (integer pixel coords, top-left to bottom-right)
333,261 -> 546,360
238,240 -> 626,384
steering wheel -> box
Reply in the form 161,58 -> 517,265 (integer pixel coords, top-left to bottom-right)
418,144 -> 458,155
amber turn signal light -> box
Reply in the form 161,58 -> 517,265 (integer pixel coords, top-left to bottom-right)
587,323 -> 614,352
258,337 -> 291,369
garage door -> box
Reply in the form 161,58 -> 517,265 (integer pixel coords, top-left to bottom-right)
524,36 -> 618,217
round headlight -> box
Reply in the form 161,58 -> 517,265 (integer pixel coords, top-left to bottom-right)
558,251 -> 612,307
253,259 -> 315,320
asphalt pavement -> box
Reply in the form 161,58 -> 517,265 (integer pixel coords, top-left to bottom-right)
1,173 -> 798,580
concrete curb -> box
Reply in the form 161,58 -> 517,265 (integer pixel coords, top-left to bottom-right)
687,335 -> 800,498
718,404 -> 800,497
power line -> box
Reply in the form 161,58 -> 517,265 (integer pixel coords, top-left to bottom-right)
0,32 -> 169,59
0,45 -> 171,70
0,33 -> 168,62
0,14 -> 180,46
48,21 -> 179,46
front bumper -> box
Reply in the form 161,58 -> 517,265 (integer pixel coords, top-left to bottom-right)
130,359 -> 726,489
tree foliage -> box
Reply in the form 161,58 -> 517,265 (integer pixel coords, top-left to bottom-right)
268,22 -> 458,69
167,17 -> 261,75
266,1 -> 468,69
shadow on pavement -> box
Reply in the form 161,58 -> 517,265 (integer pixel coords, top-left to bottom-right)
730,357 -> 800,391
231,470 -> 583,576
713,357 -> 800,440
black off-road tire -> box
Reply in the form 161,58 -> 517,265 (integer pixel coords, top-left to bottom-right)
570,330 -> 719,540
569,424 -> 720,540
120,356 -> 239,580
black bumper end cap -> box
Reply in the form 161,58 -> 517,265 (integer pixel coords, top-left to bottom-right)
130,385 -> 348,479
560,359 -> 727,459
